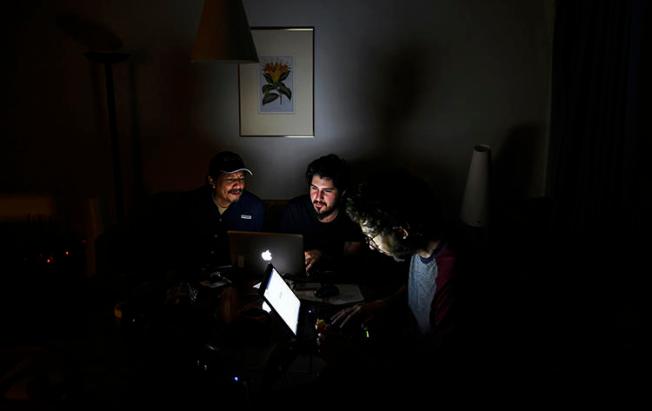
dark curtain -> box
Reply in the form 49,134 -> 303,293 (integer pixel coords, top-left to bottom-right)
549,0 -> 649,237
547,0 -> 649,385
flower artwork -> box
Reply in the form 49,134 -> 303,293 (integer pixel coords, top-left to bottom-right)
239,28 -> 313,136
259,57 -> 294,113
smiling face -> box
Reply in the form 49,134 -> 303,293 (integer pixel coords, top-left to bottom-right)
309,175 -> 341,222
211,171 -> 246,208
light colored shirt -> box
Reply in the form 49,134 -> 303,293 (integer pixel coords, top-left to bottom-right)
408,253 -> 438,334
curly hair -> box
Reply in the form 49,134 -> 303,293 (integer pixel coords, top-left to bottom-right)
346,170 -> 443,258
305,154 -> 350,192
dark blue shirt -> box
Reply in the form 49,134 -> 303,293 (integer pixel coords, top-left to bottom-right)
175,186 -> 264,275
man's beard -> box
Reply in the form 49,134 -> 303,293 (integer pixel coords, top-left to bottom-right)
313,201 -> 336,220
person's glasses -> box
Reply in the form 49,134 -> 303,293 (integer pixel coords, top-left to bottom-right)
363,231 -> 382,252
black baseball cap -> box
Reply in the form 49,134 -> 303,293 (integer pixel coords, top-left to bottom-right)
208,151 -> 253,177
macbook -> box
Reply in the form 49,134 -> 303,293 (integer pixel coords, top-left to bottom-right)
227,230 -> 304,279
260,263 -> 302,336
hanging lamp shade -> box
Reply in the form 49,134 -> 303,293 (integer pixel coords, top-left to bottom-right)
191,0 -> 258,63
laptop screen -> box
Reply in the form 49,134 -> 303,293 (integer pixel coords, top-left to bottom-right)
261,264 -> 301,336
228,231 -> 304,278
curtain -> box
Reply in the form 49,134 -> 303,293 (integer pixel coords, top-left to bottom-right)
547,0 -> 649,376
548,0 -> 649,239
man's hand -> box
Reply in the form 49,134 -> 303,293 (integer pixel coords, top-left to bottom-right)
329,299 -> 387,330
304,249 -> 322,272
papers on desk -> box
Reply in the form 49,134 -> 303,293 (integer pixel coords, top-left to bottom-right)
292,283 -> 364,305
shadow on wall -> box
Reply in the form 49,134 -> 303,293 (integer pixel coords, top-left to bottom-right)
493,123 -> 547,205
354,41 -> 462,215
361,41 -> 435,159
348,157 -> 457,223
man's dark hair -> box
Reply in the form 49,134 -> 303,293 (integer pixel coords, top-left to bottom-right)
346,170 -> 443,258
305,154 -> 350,192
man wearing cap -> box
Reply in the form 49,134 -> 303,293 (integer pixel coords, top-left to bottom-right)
176,151 -> 265,275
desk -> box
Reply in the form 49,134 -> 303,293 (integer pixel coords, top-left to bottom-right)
196,277 -> 349,400
117,270 -> 370,406
292,282 -> 364,305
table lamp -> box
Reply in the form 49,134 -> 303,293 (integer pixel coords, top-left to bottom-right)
460,144 -> 492,227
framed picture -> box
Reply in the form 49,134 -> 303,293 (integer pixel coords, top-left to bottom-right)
239,27 -> 314,137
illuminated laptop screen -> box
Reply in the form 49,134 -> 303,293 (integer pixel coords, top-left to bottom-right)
262,265 -> 301,336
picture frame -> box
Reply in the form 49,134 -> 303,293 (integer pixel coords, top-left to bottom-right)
239,27 -> 314,137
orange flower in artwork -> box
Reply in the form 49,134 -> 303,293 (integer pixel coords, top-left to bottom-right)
261,60 -> 292,105
263,62 -> 290,83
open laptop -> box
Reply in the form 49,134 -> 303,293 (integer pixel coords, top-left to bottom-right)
260,263 -> 301,336
227,230 -> 304,279
260,264 -> 320,346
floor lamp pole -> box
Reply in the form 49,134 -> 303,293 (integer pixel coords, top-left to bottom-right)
85,51 -> 130,224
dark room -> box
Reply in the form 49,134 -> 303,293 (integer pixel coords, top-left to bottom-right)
1,0 -> 648,407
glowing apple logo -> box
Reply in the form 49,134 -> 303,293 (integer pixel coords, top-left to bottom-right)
261,249 -> 272,261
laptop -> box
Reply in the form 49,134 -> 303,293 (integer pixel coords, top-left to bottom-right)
227,230 -> 305,279
260,263 -> 301,336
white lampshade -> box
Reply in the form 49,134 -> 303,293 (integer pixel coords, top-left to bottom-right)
460,144 -> 492,227
191,0 -> 258,63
